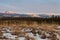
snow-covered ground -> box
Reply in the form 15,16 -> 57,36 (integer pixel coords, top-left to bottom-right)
2,32 -> 49,40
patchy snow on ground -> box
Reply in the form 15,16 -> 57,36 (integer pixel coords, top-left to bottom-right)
18,37 -> 26,40
3,33 -> 18,40
57,26 -> 60,29
0,27 -> 60,40
2,32 -> 49,40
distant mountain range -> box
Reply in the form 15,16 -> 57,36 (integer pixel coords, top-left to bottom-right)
0,13 -> 31,17
0,13 -> 59,18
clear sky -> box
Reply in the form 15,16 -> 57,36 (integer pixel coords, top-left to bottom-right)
0,0 -> 60,14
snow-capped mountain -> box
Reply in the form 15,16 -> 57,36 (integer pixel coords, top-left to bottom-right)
0,13 -> 31,17
0,12 -> 59,18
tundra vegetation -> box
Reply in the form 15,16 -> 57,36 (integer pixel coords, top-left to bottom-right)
0,16 -> 60,40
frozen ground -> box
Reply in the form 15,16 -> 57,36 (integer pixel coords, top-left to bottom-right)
0,26 -> 60,40
2,32 -> 49,40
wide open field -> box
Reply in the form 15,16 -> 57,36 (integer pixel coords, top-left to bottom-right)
0,17 -> 60,40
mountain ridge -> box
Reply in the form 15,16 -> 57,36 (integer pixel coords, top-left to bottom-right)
0,13 -> 60,18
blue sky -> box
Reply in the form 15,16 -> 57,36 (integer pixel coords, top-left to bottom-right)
0,0 -> 60,13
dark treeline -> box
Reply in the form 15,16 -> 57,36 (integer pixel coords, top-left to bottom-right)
0,15 -> 60,24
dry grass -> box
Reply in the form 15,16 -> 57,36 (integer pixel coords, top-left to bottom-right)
0,20 -> 60,34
